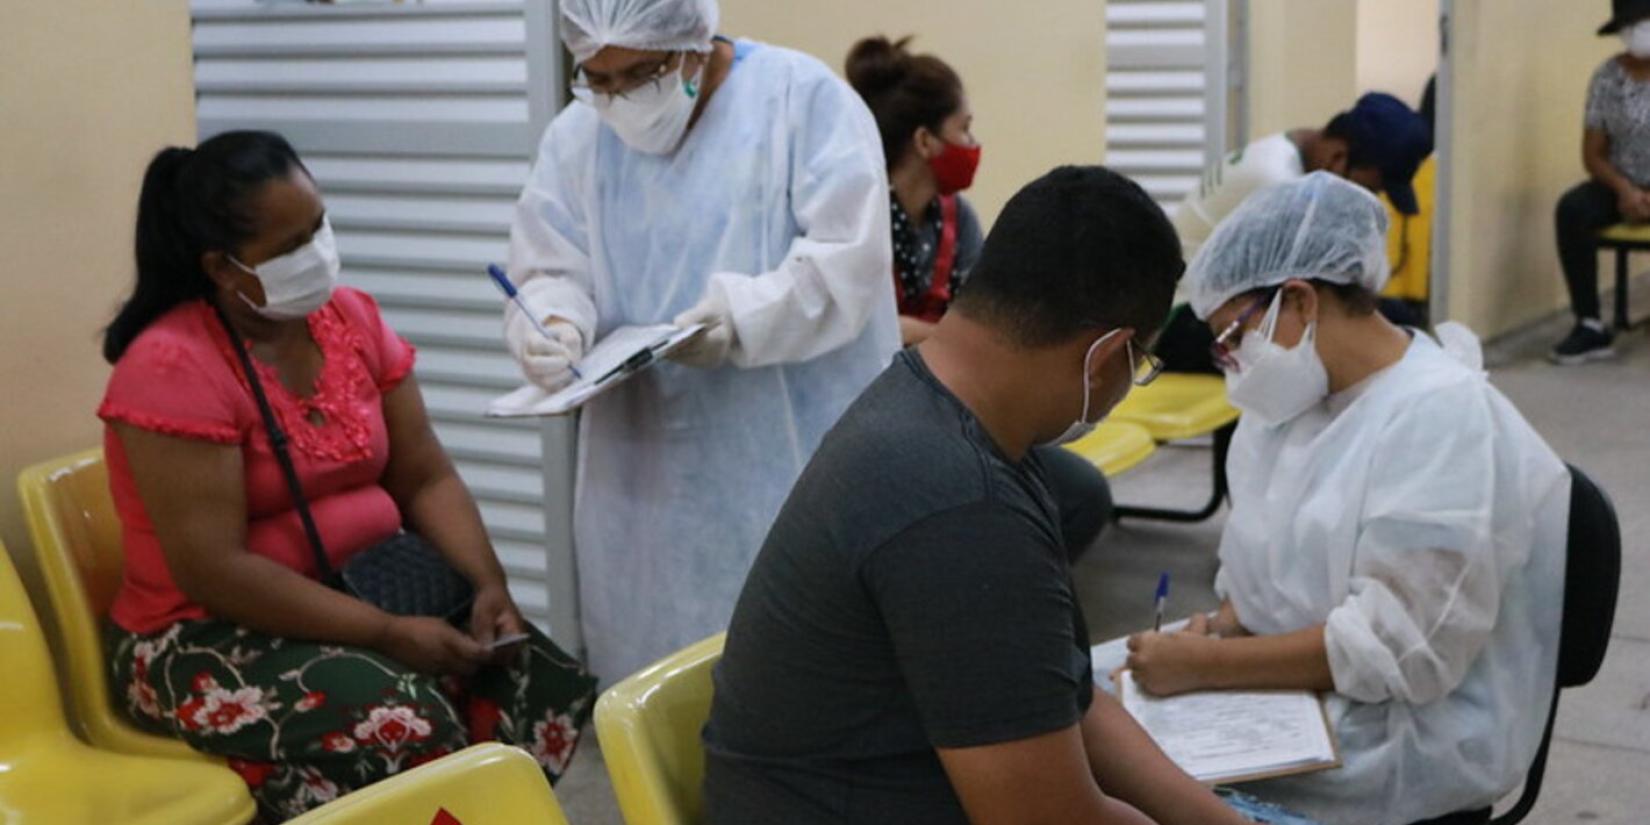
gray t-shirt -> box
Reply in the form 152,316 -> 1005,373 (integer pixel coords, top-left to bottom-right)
702,350 -> 1095,825
1585,56 -> 1650,186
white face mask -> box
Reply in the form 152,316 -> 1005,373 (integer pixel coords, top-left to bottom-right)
1623,20 -> 1650,58
230,219 -> 341,321
581,60 -> 704,155
1222,290 -> 1330,426
1044,330 -> 1122,447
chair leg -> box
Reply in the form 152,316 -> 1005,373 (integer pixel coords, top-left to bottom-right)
1115,423 -> 1236,524
1488,690 -> 1560,825
1616,248 -> 1630,331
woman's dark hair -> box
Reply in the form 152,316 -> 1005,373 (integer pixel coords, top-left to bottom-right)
104,130 -> 307,363
1238,280 -> 1380,319
845,35 -> 964,171
1316,280 -> 1380,316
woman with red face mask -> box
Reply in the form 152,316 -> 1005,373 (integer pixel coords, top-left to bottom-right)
847,36 -> 984,349
847,36 -> 1112,564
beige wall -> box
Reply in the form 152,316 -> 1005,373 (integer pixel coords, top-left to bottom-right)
718,0 -> 1106,225
1356,0 -> 1437,107
1247,0 -> 1357,139
1442,0 -> 1616,335
0,4 -> 196,570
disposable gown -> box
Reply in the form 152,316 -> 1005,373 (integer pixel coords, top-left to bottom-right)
504,40 -> 899,682
1217,327 -> 1569,825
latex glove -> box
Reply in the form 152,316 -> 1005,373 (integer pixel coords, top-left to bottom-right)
669,288 -> 738,369
509,318 -> 584,391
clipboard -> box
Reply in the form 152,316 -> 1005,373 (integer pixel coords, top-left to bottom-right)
486,323 -> 706,417
1113,669 -> 1342,786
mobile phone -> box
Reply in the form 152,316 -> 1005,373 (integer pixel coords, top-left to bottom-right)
489,632 -> 531,650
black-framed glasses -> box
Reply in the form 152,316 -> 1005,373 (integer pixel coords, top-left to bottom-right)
570,52 -> 681,100
1128,338 -> 1165,387
1209,288 -> 1280,373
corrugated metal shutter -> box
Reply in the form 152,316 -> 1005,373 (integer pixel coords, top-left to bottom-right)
1106,0 -> 1228,207
190,0 -> 580,645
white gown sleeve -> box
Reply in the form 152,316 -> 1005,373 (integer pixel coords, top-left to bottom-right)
505,109 -> 601,350
1323,386 -> 1509,705
708,67 -> 894,369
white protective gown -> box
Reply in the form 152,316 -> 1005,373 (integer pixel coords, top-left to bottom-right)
505,40 -> 900,683
1216,327 -> 1569,825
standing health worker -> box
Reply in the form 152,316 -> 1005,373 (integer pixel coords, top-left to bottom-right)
504,0 -> 899,682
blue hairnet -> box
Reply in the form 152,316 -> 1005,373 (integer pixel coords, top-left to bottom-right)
559,0 -> 719,63
1185,171 -> 1391,320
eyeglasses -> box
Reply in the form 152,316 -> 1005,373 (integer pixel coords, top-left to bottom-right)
1128,337 -> 1165,387
570,53 -> 680,100
1209,289 -> 1279,373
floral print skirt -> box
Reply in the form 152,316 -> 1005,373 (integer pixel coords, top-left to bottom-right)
107,619 -> 597,822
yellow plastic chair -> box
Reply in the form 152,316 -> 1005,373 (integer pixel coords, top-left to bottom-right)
1062,420 -> 1157,477
1108,375 -> 1241,522
17,448 -> 209,763
1110,374 -> 1239,442
1596,222 -> 1650,330
284,743 -> 569,825
0,538 -> 255,824
595,633 -> 725,825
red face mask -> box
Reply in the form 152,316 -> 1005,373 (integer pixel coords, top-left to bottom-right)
928,140 -> 982,195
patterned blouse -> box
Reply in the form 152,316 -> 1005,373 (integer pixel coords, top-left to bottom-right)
890,192 -> 984,310
1585,56 -> 1650,187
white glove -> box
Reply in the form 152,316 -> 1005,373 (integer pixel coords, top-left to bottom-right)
509,318 -> 584,391
669,289 -> 737,369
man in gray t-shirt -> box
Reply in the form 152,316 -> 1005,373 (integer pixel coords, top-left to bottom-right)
702,167 -> 1252,825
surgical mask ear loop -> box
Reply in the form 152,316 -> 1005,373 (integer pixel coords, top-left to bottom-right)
1041,329 -> 1122,448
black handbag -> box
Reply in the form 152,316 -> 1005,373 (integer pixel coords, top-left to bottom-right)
216,306 -> 475,620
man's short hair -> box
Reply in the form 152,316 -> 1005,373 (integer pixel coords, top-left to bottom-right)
1323,111 -> 1373,169
954,165 -> 1183,347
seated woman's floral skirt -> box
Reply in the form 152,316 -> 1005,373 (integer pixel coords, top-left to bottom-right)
107,619 -> 597,822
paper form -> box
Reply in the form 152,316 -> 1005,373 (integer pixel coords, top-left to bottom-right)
1117,670 -> 1339,785
487,324 -> 704,417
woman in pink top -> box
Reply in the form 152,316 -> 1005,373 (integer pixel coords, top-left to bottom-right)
98,131 -> 594,821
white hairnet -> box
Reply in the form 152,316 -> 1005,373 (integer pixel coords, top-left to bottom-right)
1185,170 -> 1391,320
559,0 -> 719,64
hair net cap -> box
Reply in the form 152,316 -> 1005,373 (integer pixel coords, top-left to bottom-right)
560,0 -> 719,64
1185,171 -> 1391,320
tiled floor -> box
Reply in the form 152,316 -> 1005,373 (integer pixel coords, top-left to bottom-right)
554,318 -> 1650,825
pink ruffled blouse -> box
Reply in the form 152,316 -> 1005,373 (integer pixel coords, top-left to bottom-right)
98,288 -> 416,634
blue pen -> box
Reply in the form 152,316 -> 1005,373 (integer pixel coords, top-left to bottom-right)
488,264 -> 581,380
1153,572 -> 1170,633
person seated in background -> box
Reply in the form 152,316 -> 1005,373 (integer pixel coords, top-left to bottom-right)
98,131 -> 596,821
844,34 -> 985,350
1549,0 -> 1650,364
703,166 -> 1286,825
1126,173 -> 1569,825
845,34 -> 1113,563
1154,92 -> 1432,373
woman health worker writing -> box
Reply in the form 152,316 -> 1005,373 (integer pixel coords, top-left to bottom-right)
503,0 -> 899,681
1125,173 -> 1569,825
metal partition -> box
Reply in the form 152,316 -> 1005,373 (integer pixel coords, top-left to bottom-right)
1105,0 -> 1246,207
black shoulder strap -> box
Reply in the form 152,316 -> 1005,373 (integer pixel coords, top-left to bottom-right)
212,304 -> 338,585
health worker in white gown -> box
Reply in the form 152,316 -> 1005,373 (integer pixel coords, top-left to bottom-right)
503,0 -> 899,682
1124,173 -> 1569,825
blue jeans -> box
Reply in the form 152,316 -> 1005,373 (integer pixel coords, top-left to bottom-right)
1218,788 -> 1323,825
